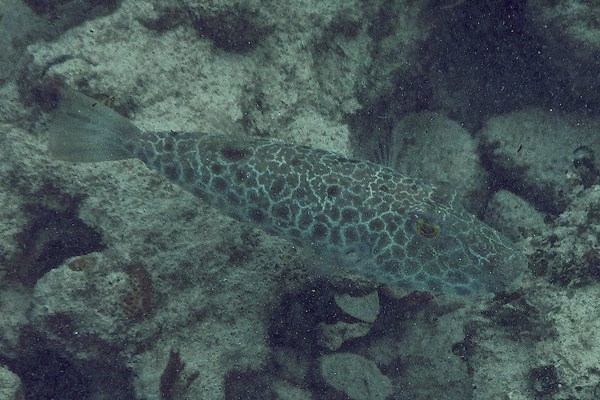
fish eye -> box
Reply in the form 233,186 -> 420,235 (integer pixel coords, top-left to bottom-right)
414,218 -> 440,239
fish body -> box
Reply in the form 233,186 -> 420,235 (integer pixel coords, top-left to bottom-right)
47,90 -> 527,295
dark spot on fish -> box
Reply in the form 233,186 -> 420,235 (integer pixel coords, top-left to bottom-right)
315,214 -> 328,224
288,228 -> 301,238
160,150 -> 174,164
369,218 -> 384,231
298,210 -> 312,230
312,223 -> 328,240
220,145 -> 249,161
330,227 -> 341,246
191,187 -> 210,202
391,245 -> 404,259
382,260 -> 400,273
199,168 -> 211,185
212,177 -> 227,191
136,149 -> 149,165
269,178 -> 286,198
272,204 -> 290,220
183,164 -> 195,183
428,277 -> 447,292
326,185 -> 340,197
362,208 -> 376,221
343,227 -> 358,242
387,220 -> 399,235
234,168 -> 247,183
372,236 -> 390,254
446,270 -> 468,284
226,192 -> 240,206
379,184 -> 389,192
211,163 -> 223,174
341,208 -> 359,224
164,139 -> 174,152
295,187 -> 310,200
246,188 -> 259,204
249,208 -> 266,223
164,164 -> 179,181
327,206 -> 340,221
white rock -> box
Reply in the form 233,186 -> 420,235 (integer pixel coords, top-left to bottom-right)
334,291 -> 380,323
320,353 -> 392,400
0,365 -> 23,400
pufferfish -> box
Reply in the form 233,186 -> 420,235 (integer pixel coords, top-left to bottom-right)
45,89 -> 527,295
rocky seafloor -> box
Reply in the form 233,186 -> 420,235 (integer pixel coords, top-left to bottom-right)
1,0 -> 600,399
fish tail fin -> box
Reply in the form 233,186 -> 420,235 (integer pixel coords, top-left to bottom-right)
47,89 -> 140,162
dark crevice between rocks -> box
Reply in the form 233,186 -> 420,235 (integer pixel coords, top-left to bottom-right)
256,284 -> 436,399
138,4 -> 273,52
224,370 -> 276,400
350,0 -> 562,156
349,74 -> 434,166
267,280 -> 345,355
529,365 -> 560,398
191,7 -> 273,52
10,194 -> 106,287
417,0 -> 557,131
478,140 -> 566,215
22,0 -> 120,24
6,348 -> 91,400
1,329 -> 135,400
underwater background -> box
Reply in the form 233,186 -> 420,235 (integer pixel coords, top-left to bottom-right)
1,0 -> 600,399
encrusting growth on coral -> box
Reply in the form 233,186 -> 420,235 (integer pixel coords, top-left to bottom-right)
122,263 -> 155,321
159,350 -> 200,400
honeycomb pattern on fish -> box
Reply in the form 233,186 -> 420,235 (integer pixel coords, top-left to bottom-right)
124,130 -> 526,295
48,90 -> 527,295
